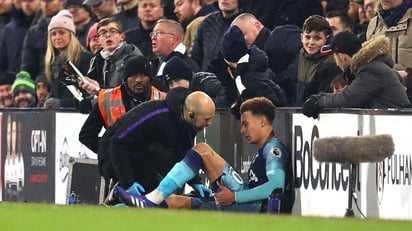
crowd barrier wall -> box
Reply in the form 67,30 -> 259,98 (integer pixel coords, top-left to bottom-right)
0,108 -> 411,220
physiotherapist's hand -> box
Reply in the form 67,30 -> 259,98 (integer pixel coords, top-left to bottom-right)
192,184 -> 212,198
126,182 -> 146,195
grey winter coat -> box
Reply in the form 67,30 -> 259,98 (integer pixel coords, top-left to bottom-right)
318,36 -> 410,108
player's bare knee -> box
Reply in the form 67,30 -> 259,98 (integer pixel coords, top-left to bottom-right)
193,143 -> 214,156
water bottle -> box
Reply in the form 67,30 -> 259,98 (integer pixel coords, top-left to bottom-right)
69,191 -> 77,204
267,188 -> 283,214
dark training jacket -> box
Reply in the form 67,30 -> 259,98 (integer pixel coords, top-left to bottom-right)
108,87 -> 200,191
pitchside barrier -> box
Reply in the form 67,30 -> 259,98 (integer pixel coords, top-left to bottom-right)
0,108 -> 411,220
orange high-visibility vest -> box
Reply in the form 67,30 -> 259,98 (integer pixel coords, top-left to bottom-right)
98,86 -> 166,127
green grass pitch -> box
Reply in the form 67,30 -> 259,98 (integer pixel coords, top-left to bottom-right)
1,202 -> 411,231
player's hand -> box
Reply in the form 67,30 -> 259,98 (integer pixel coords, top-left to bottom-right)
192,184 -> 212,198
126,182 -> 145,195
212,181 -> 235,206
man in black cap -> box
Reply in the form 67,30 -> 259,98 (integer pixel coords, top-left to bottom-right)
65,0 -> 96,47
0,71 -> 15,108
302,32 -> 410,119
163,56 -> 230,108
79,55 -> 166,193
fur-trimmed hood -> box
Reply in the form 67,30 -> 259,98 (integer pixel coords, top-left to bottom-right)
350,35 -> 391,73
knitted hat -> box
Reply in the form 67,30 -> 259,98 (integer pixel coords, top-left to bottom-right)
86,22 -> 98,48
48,9 -> 76,34
12,71 -> 35,98
65,0 -> 93,16
331,32 -> 362,57
0,71 -> 16,85
163,56 -> 193,83
221,25 -> 249,63
123,56 -> 153,81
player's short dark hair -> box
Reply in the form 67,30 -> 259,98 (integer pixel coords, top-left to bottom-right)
240,97 -> 275,123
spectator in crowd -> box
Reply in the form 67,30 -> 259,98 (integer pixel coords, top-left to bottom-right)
173,0 -> 217,54
113,0 -> 140,31
324,0 -> 349,13
242,0 -> 323,29
221,25 -> 288,118
0,71 -> 14,108
115,97 -> 294,214
190,0 -> 241,71
348,0 -> 362,23
302,32 -> 410,119
0,0 -> 40,77
79,56 -> 166,194
43,9 -> 93,110
34,73 -> 49,107
0,0 -> 12,39
366,0 -> 412,71
329,72 -> 346,93
80,17 -> 142,95
83,0 -> 118,20
20,0 -> 64,79
364,0 -> 376,22
105,88 -> 215,200
231,13 -> 302,105
150,18 -> 199,92
65,0 -> 96,47
295,15 -> 342,106
161,0 -> 178,21
325,10 -> 355,36
85,22 -> 100,54
125,0 -> 164,60
163,56 -> 230,108
325,10 -> 367,42
12,71 -> 36,107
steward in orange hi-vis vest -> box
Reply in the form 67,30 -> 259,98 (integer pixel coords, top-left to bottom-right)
98,85 -> 166,127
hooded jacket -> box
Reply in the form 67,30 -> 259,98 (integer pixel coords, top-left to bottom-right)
366,1 -> 412,70
108,87 -> 200,190
318,35 -> 410,108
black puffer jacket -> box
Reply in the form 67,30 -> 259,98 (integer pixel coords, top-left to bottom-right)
109,87 -> 200,191
190,71 -> 231,108
233,46 -> 289,116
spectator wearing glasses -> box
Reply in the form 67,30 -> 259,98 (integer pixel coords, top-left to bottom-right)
80,17 -> 142,96
150,18 -> 200,92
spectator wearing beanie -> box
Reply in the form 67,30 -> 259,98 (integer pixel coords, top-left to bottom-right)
79,55 -> 166,187
12,71 -> 36,107
221,25 -> 288,118
44,9 -> 93,110
302,34 -> 410,119
65,0 -> 96,47
86,22 -> 100,54
163,56 -> 230,108
0,71 -> 15,108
